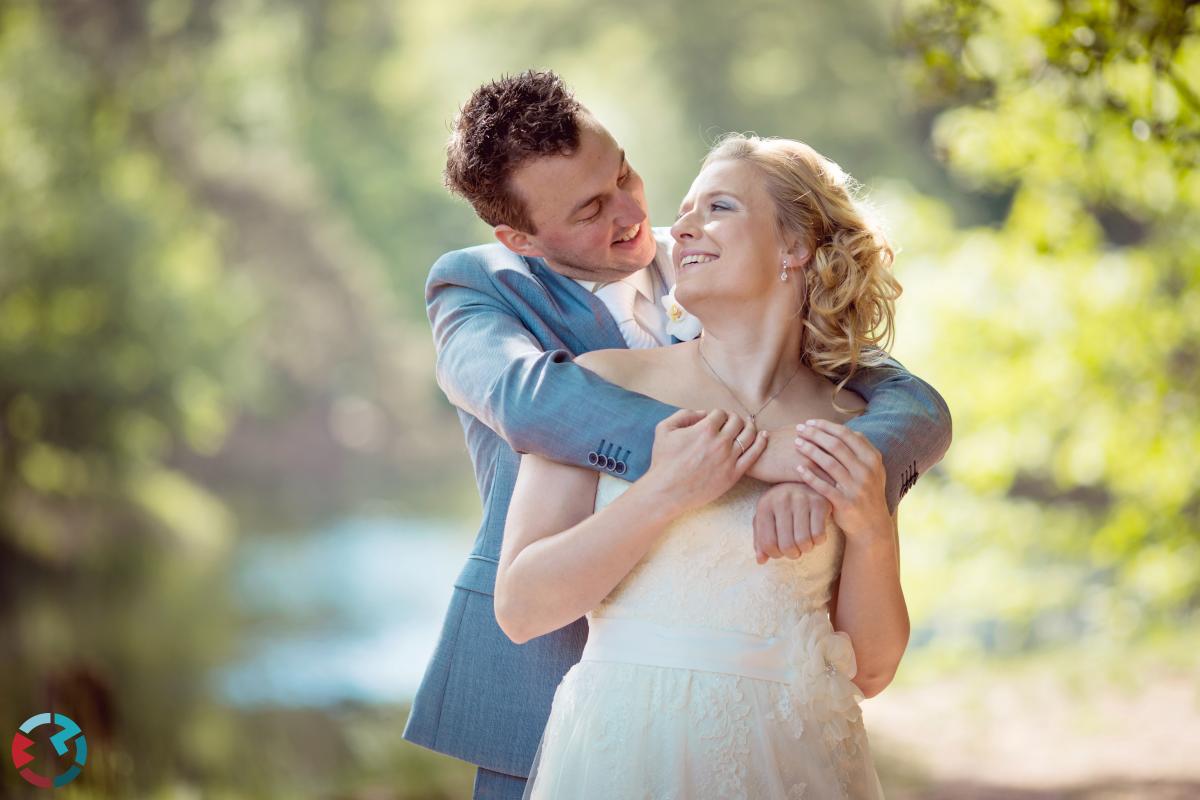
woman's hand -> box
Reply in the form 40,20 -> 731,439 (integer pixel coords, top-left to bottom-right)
643,408 -> 767,515
792,419 -> 891,542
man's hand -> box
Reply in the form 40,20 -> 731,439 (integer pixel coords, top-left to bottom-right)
751,482 -> 833,565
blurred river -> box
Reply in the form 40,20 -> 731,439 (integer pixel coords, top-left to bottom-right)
217,517 -> 472,707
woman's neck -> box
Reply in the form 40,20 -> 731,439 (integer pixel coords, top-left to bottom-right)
692,306 -> 807,408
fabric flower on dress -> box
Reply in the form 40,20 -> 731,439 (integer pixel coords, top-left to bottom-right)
782,611 -> 865,753
661,286 -> 702,341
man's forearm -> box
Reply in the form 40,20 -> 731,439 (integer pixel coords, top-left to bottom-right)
745,425 -> 809,484
428,261 -> 678,478
840,356 -> 952,512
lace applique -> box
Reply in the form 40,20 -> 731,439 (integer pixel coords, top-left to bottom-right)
694,675 -> 753,796
783,612 -> 866,754
768,680 -> 806,740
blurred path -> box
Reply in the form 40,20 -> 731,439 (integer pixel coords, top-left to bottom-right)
865,663 -> 1200,799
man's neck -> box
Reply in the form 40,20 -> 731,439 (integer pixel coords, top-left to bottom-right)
545,258 -> 650,285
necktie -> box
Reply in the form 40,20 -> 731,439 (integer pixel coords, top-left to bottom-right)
601,279 -> 660,349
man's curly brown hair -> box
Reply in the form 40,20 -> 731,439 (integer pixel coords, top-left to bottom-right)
444,70 -> 585,233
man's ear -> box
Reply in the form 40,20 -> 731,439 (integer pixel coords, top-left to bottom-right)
494,225 -> 544,258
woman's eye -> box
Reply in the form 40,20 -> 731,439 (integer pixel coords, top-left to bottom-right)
711,202 -> 730,212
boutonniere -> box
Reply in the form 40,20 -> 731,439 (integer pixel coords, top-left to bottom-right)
661,286 -> 702,341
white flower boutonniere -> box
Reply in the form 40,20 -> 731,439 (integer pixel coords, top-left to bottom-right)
661,286 -> 702,341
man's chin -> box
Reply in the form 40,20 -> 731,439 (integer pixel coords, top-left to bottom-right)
610,240 -> 657,271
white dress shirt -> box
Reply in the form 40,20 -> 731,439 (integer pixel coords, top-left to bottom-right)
571,233 -> 676,348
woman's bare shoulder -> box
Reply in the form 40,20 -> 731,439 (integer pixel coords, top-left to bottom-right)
573,347 -> 633,384
835,382 -> 869,419
574,344 -> 689,390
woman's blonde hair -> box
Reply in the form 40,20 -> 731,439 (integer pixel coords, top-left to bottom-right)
702,134 -> 901,409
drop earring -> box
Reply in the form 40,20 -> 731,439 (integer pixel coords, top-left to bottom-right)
780,257 -> 790,282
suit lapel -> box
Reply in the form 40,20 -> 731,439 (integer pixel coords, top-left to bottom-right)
528,230 -> 683,352
529,258 -> 628,352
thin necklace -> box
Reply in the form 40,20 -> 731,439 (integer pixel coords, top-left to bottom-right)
695,333 -> 803,424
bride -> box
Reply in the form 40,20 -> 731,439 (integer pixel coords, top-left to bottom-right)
494,133 -> 908,799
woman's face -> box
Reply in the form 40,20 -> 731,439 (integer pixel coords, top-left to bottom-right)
670,158 -> 790,310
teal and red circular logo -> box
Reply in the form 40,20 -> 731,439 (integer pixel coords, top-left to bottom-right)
12,713 -> 87,788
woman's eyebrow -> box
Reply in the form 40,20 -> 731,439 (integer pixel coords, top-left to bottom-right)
701,189 -> 741,203
678,189 -> 742,215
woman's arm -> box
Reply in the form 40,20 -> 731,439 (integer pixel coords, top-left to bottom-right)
829,511 -> 908,698
494,453 -> 684,645
495,407 -> 768,645
795,419 -> 909,698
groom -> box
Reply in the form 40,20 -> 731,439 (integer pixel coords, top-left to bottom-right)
403,70 -> 952,799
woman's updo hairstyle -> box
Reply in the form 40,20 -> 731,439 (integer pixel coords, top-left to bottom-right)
702,134 -> 902,406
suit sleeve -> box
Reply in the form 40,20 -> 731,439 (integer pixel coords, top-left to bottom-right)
839,352 -> 953,514
427,251 -> 679,481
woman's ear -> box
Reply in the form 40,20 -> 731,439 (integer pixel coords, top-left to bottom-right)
783,238 -> 811,268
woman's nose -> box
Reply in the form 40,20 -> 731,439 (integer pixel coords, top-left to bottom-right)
671,212 -> 697,243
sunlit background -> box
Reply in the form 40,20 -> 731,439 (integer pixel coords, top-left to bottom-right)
1,0 -> 1197,797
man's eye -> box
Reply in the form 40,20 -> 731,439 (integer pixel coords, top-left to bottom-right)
580,206 -> 601,223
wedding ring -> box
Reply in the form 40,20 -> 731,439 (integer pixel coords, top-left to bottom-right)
734,436 -> 745,455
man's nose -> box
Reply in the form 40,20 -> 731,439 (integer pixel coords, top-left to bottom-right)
614,190 -> 646,226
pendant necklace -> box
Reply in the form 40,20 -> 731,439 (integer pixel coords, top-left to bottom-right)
695,333 -> 803,425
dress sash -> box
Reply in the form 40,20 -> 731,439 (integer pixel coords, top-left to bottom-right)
581,614 -> 852,686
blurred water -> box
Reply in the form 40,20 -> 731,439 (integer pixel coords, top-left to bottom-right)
217,516 -> 472,707
213,514 -> 1093,709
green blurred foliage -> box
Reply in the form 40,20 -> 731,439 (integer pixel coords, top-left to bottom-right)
888,0 -> 1200,656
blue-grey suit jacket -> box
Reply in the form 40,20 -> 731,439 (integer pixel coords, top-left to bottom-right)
402,239 -> 951,778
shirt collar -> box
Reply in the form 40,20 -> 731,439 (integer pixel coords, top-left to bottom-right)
628,264 -> 655,302
573,265 -> 657,299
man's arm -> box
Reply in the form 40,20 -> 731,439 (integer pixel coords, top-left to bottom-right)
839,353 -> 952,513
427,249 -> 678,480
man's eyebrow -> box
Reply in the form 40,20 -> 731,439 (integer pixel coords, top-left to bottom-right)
567,150 -> 627,219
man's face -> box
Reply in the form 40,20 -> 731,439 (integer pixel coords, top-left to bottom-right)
502,120 -> 657,280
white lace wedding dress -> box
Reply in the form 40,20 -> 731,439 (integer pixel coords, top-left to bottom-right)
521,472 -> 886,800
